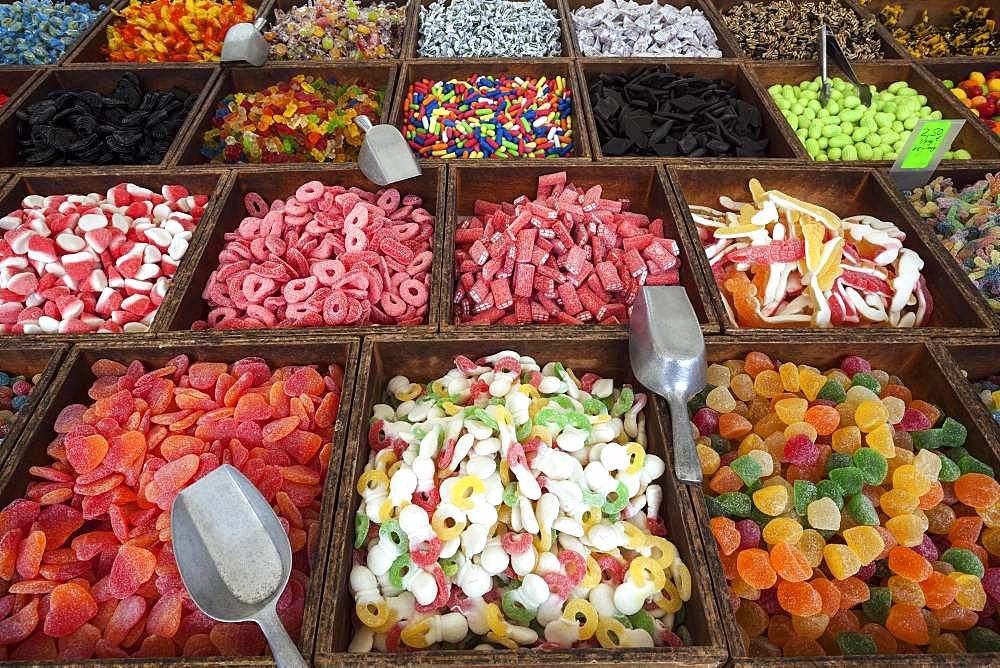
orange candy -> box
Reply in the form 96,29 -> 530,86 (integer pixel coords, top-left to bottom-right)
804,404 -> 840,436
777,580 -> 822,616
770,542 -> 812,583
737,548 -> 778,590
954,473 -> 1000,509
920,571 -> 959,610
719,412 -> 753,439
886,603 -> 930,645
888,546 -> 933,582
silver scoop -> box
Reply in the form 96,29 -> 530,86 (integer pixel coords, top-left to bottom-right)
171,465 -> 307,668
355,115 -> 422,186
629,286 -> 708,484
818,23 -> 872,107
221,18 -> 269,66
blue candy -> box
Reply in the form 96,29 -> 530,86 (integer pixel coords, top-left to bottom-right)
0,0 -> 106,65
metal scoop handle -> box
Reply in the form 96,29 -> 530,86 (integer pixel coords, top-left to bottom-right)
668,394 -> 702,484
819,24 -> 872,107
255,605 -> 307,668
355,115 -> 374,133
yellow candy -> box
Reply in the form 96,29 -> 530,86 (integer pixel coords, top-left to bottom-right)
646,536 -> 678,569
386,460 -> 403,478
671,559 -> 692,601
774,397 -> 808,425
752,485 -> 789,516
880,488 -> 919,518
697,443 -> 721,475
379,498 -> 404,523
495,405 -> 513,428
356,600 -> 390,629
451,476 -> 485,510
528,425 -> 552,445
763,517 -> 804,545
624,442 -> 645,474
357,469 -> 389,496
823,543 -> 861,580
865,423 -> 895,458
442,401 -> 461,416
581,507 -> 602,532
799,368 -> 828,401
582,555 -> 602,588
797,529 -> 826,568
485,602 -> 509,637
952,572 -> 987,611
779,362 -> 800,392
562,599 -> 599,640
401,618 -> 433,648
431,507 -> 466,542
395,383 -> 422,401
486,631 -> 518,649
596,618 -> 628,648
784,421 -> 819,442
842,526 -> 884,564
892,464 -> 932,497
622,522 -> 647,550
855,399 -> 889,432
519,383 -> 540,398
738,433 -> 766,456
628,556 -> 666,589
656,579 -> 683,613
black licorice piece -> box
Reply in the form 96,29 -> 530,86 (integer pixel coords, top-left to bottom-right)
589,67 -> 768,158
15,72 -> 194,167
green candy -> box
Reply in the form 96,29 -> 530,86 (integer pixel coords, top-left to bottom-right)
730,454 -> 763,486
472,407 -> 499,431
583,398 -> 607,415
829,466 -> 864,496
846,493 -> 879,525
502,591 -> 537,624
602,481 -> 629,515
705,494 -> 728,518
716,492 -> 753,518
688,385 -> 713,415
629,610 -> 655,638
940,417 -> 968,447
941,547 -> 985,578
816,479 -> 844,510
937,453 -> 961,482
515,419 -> 532,442
534,408 -> 566,429
851,372 -> 881,395
826,452 -> 853,473
967,627 -> 1000,652
440,556 -> 459,577
564,411 -> 591,432
503,482 -> 520,508
959,454 -> 995,477
354,512 -> 370,549
852,448 -> 888,485
611,387 -> 634,417
793,480 -> 817,516
379,520 -> 408,553
389,553 -> 413,589
582,487 -> 605,507
817,379 -> 847,403
862,586 -> 891,625
837,631 -> 877,655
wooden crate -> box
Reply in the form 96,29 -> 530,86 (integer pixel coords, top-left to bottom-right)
0,0 -> 117,67
856,0 -> 1000,61
390,59 -> 593,160
686,336 -> 1000,666
747,61 -> 1000,165
936,338 -> 1000,444
410,0 -> 573,58
0,169 -> 231,341
313,333 -> 729,666
0,342 -> 66,469
0,334 -> 360,664
667,164 -> 999,336
0,68 -> 42,113
884,162 -> 1000,329
0,65 -> 219,172
563,0 -> 742,59
575,59 -> 806,161
440,162 -> 720,334
915,58 -> 1000,152
170,62 -> 397,167
64,0 -> 273,64
161,163 -> 446,336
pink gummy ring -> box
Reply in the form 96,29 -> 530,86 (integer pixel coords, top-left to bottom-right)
399,279 -> 428,307
493,356 -> 521,375
410,536 -> 442,568
323,291 -> 349,326
368,420 -> 391,451
541,572 -> 573,600
507,443 -> 528,471
377,189 -> 401,212
558,549 -> 586,586
411,486 -> 441,513
501,532 -> 532,555
295,181 -> 324,203
244,192 -> 268,218
596,555 -> 625,584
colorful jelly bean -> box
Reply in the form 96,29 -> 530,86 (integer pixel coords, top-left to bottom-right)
193,181 -> 433,330
105,0 -> 255,62
905,174 -> 1000,315
0,371 -> 37,444
0,183 -> 208,335
691,178 -> 933,328
200,74 -> 383,164
699,351 -> 1000,656
0,0 -> 106,65
402,75 -> 573,159
349,351 -> 691,651
0,355 -> 343,659
453,171 -> 681,325
265,0 -> 405,60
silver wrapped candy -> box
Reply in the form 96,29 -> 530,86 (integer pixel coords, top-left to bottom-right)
419,0 -> 561,58
572,0 -> 721,58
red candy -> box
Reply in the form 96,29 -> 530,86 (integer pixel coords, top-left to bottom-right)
0,355 -> 343,659
0,184 -> 207,334
195,181 -> 434,330
452,172 -> 682,325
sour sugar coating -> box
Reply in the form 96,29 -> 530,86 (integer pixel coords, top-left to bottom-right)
201,75 -> 383,164
770,77 -> 973,163
193,181 -> 434,330
0,182 -> 208,335
905,173 -> 1000,315
572,0 -> 720,58
0,355 -> 344,659
265,0 -> 406,60
401,75 -> 573,159
698,351 -> 1000,657
349,352 -> 691,652
105,0 -> 256,62
0,370 -> 38,444
0,0 -> 107,65
691,178 -> 932,329
453,172 -> 681,325
419,0 -> 559,58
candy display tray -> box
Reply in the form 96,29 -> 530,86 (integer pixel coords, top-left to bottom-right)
917,59 -> 1000,153
0,65 -> 220,173
439,162 -> 721,334
0,0 -> 124,69
0,68 -> 43,114
667,164 -> 999,337
575,59 -> 806,161
169,62 -> 398,168
0,342 -> 66,470
160,163 -> 447,336
687,336 -> 1000,667
388,59 -> 593,160
854,0 -> 1000,63
0,168 -> 231,342
314,333 -> 729,666
0,333 -> 360,664
938,338 -> 1000,444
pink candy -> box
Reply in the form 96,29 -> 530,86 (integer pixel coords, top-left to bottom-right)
453,172 -> 681,325
0,183 -> 206,335
194,181 -> 434,330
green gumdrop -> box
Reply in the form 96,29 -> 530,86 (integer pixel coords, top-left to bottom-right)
830,466 -> 865,496
705,495 -> 728,518
709,434 -> 731,455
837,631 -> 877,655
959,454 -> 995,477
940,547 -> 985,578
912,428 -> 945,450
748,506 -> 773,529
940,417 -> 968,447
818,379 -> 847,403
967,627 -> 1000,652
816,479 -> 844,510
847,493 -> 879,525
862,586 -> 892,625
938,454 -> 961,482
826,452 -> 853,473
746,479 -> 763,495
716,492 -> 751,519
731,454 -> 763,486
947,446 -> 969,463
794,480 -> 818,516
354,512 -> 370,549
629,609 -> 655,637
851,372 -> 881,395
853,448 -> 888,485
688,385 -> 713,414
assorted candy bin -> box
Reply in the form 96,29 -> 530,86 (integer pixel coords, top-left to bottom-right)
944,70 -> 1000,136
348,349 -> 693,652
265,0 -> 406,61
698,349 -> 1000,656
0,369 -> 38,444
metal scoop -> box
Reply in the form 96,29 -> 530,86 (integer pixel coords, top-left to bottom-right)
819,23 -> 872,107
355,115 -> 422,186
172,465 -> 307,668
629,286 -> 708,484
221,18 -> 269,66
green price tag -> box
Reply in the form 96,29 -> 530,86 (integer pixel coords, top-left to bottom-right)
900,120 -> 955,169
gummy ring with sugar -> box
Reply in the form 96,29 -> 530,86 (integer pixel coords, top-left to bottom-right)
450,475 -> 485,510
400,618 -> 433,649
411,486 -> 441,514
621,521 -> 648,550
596,618 -> 628,648
377,189 -> 401,211
558,549 -> 587,586
501,590 -> 537,624
562,598 -> 599,640
379,519 -> 408,553
602,481 -> 630,514
367,420 -> 392,452
501,531 -> 533,555
357,468 -> 389,495
410,536 -> 442,568
431,506 -> 466,541
415,565 -> 450,613
629,555 -> 666,590
295,180 -> 324,203
582,555 -> 602,588
493,356 -> 521,375
625,442 -> 645,474
656,579 -> 683,614
596,554 -> 625,584
484,602 -> 509,637
541,572 -> 574,600
388,552 -> 413,589
646,536 -> 678,569
356,600 -> 391,629
243,192 -> 269,217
